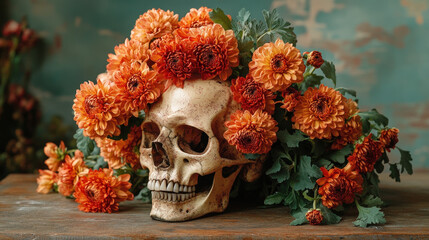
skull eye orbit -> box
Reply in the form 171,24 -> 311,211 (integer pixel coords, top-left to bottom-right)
142,122 -> 160,148
176,125 -> 209,154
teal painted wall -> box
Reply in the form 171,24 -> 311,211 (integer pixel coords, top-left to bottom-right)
5,0 -> 429,167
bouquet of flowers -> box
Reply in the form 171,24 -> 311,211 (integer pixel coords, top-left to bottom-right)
37,7 -> 413,227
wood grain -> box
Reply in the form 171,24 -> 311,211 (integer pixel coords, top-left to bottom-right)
0,171 -> 428,239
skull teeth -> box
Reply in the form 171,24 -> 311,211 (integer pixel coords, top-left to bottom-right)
148,179 -> 196,193
151,191 -> 196,202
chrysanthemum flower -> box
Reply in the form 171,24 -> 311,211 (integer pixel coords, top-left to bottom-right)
176,24 -> 239,80
317,165 -> 363,209
73,80 -> 127,139
347,134 -> 384,173
305,51 -> 324,68
36,169 -> 57,194
224,109 -> 278,154
43,141 -> 66,172
97,125 -> 142,169
57,150 -> 89,196
331,99 -> 362,150
151,37 -> 195,88
292,84 -> 347,139
179,7 -> 214,28
281,87 -> 300,112
73,168 -> 134,213
231,75 -> 276,114
306,209 -> 323,225
379,128 -> 399,152
131,8 -> 179,44
249,39 -> 305,92
113,61 -> 164,116
106,38 -> 150,74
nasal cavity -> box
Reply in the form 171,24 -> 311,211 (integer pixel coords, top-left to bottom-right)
152,142 -> 170,168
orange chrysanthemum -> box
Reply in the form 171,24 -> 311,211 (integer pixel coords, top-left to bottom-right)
176,24 -> 239,80
292,84 -> 347,139
113,61 -> 164,117
151,37 -> 195,88
347,134 -> 384,173
379,128 -> 399,152
306,209 -> 323,225
224,109 -> 278,154
249,39 -> 306,92
73,168 -> 134,213
281,87 -> 301,112
179,7 -> 214,28
97,125 -> 142,169
130,8 -> 179,44
43,141 -> 66,172
36,169 -> 57,194
106,38 -> 150,74
57,150 -> 89,196
305,51 -> 324,68
317,165 -> 363,209
331,99 -> 362,150
73,80 -> 127,139
231,75 -> 276,114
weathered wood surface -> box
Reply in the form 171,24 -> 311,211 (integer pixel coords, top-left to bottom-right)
0,171 -> 428,239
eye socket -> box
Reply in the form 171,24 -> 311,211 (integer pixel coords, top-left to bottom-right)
142,122 -> 160,148
176,125 -> 209,154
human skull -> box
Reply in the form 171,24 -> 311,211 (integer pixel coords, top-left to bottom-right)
139,79 -> 265,221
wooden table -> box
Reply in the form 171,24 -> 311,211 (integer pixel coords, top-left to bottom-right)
0,171 -> 428,239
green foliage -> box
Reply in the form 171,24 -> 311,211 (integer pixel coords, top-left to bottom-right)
362,195 -> 384,207
209,8 -> 232,30
290,208 -> 308,226
260,9 -> 296,46
319,204 -> 342,224
73,128 -> 96,157
277,130 -> 307,148
302,74 -> 324,91
108,114 -> 144,141
320,61 -> 337,87
244,153 -> 261,160
326,144 -> 353,164
398,147 -> 413,175
389,163 -> 401,182
358,109 -> 389,133
264,192 -> 287,205
353,202 -> 386,227
291,156 -> 322,191
335,87 -> 357,98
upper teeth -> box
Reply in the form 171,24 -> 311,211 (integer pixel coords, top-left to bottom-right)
148,179 -> 196,193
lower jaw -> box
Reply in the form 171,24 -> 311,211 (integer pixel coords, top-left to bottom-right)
151,191 -> 197,202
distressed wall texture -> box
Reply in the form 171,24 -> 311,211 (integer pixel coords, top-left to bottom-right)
5,0 -> 429,167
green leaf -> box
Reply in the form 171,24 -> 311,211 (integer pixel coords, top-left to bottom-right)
398,147 -> 413,175
264,192 -> 287,205
290,208 -> 308,226
303,74 -> 324,91
277,130 -> 307,148
389,163 -> 401,182
335,87 -> 357,97
320,61 -> 337,87
209,8 -> 232,30
353,203 -> 386,227
73,128 -> 96,157
135,187 -> 151,203
266,158 -> 281,175
358,109 -> 389,128
319,204 -> 342,224
108,115 -> 144,140
243,153 -> 261,160
326,144 -> 353,164
260,9 -> 297,46
374,159 -> 384,173
292,156 -> 322,191
362,195 -> 384,207
316,158 -> 334,169
269,167 -> 290,183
